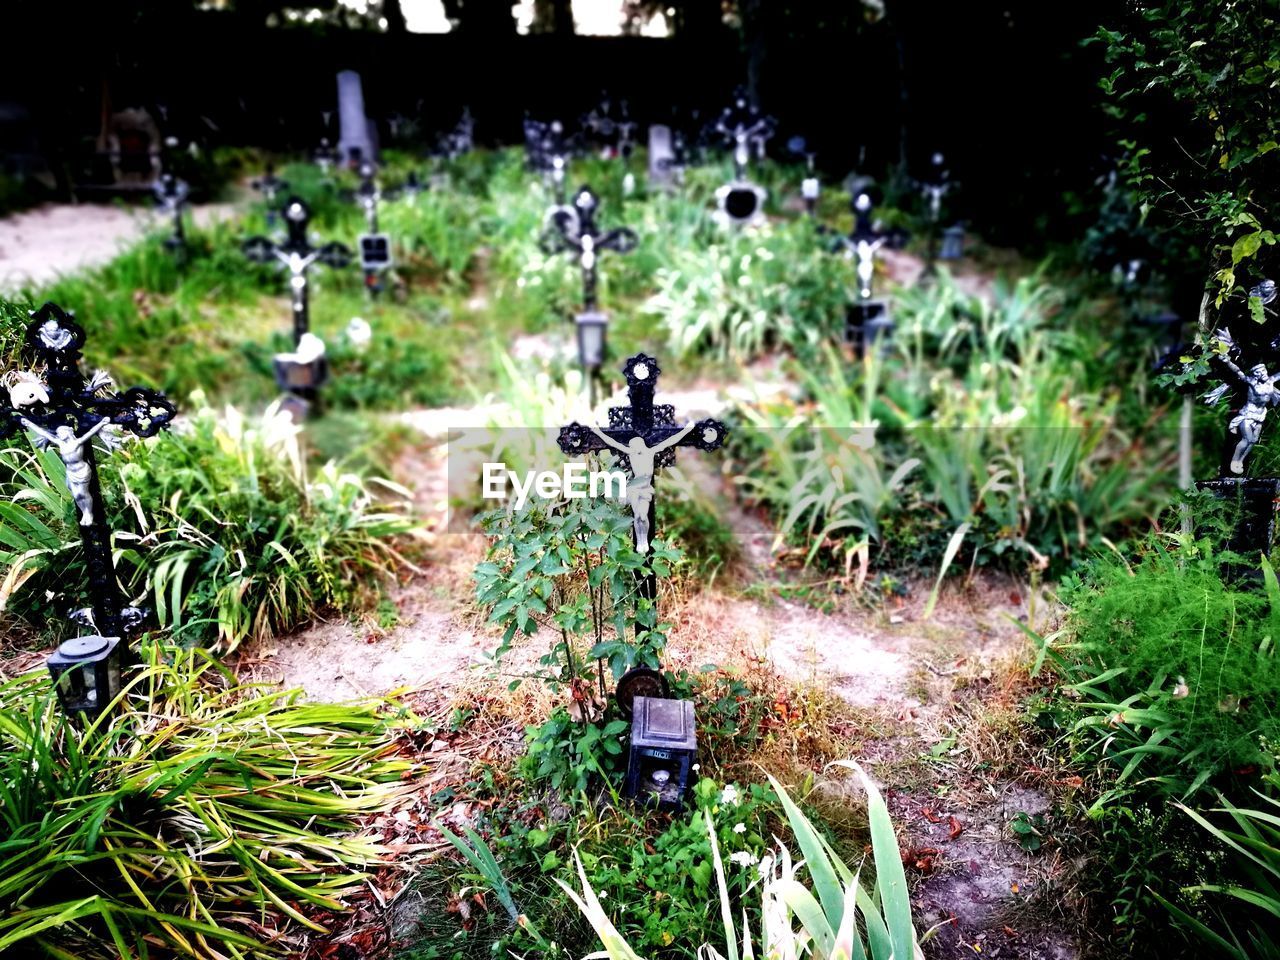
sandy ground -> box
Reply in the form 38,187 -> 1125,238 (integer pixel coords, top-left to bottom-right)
236,397 -> 1079,959
0,201 -> 237,292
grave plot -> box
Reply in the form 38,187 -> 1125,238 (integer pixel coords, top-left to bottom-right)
1,9 -> 1278,960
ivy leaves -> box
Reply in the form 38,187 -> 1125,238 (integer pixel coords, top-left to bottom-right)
1098,2 -> 1280,304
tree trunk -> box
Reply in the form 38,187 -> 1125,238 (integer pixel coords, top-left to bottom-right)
532,0 -> 573,34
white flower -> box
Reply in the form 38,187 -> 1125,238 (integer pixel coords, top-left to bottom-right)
692,763 -> 701,772
733,823 -> 746,834
729,851 -> 755,868
598,889 -> 607,899
721,785 -> 740,806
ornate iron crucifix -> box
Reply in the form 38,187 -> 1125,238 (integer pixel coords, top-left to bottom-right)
831,190 -> 890,301
152,173 -> 190,256
0,303 -> 175,644
540,187 -> 638,313
714,88 -> 776,180
242,197 -> 351,346
557,354 -> 727,609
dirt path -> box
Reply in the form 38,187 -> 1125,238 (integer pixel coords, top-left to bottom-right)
0,200 -> 238,293
244,392 -> 1079,958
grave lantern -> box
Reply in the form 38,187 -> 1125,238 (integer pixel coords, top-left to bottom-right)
624,696 -> 697,808
846,304 -> 894,357
940,224 -> 966,260
47,635 -> 123,716
575,311 -> 608,371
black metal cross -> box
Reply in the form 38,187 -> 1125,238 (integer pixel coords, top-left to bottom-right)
0,303 -> 175,645
540,187 -> 638,312
314,138 -> 338,175
557,354 -> 727,609
152,173 -> 190,256
714,88 -> 776,179
242,197 -> 351,345
829,190 -> 890,300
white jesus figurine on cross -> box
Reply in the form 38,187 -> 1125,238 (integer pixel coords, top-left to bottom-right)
587,422 -> 697,553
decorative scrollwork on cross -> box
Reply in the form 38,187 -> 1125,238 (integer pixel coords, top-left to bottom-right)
1,302 -> 175,643
241,197 -> 351,344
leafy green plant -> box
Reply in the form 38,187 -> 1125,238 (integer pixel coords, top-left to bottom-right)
564,764 -> 923,960
0,645 -> 415,958
1097,2 -> 1280,308
1010,811 -> 1047,852
1166,773 -> 1280,959
0,397 -> 416,651
1037,524 -> 1280,805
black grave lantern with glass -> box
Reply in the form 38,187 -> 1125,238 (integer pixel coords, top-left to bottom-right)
575,311 -> 608,371
624,695 -> 697,808
47,635 -> 123,715
940,225 -> 965,260
846,302 -> 894,357
273,350 -> 329,395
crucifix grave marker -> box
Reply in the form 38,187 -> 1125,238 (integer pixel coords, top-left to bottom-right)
540,187 -> 638,400
242,198 -> 351,408
712,88 -> 774,227
0,302 -> 175,645
830,190 -> 894,354
152,172 -> 190,258
354,160 -> 393,297
252,164 -> 288,229
557,354 -> 727,606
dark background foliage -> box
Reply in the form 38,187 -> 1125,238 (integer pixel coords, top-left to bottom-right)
2,0 -> 1113,249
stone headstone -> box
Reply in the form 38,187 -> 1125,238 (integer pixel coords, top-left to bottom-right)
336,70 -> 374,165
647,124 -> 675,187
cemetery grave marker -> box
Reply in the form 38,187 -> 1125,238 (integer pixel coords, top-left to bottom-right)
1191,279 -> 1280,575
241,197 -> 351,413
647,123 -> 677,189
314,137 -> 338,175
436,107 -> 475,160
829,189 -> 893,354
540,187 -> 638,401
354,160 -> 393,297
712,88 -> 775,228
920,151 -> 963,268
152,172 -> 190,259
252,164 -> 288,229
557,353 -> 727,806
787,135 -> 820,218
0,303 -> 175,712
336,69 -> 375,167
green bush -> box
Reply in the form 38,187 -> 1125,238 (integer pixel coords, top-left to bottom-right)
0,397 -> 416,651
0,647 -> 413,958
1044,524 -> 1280,803
1034,512 -> 1280,954
1098,2 -> 1280,307
733,271 -> 1171,580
